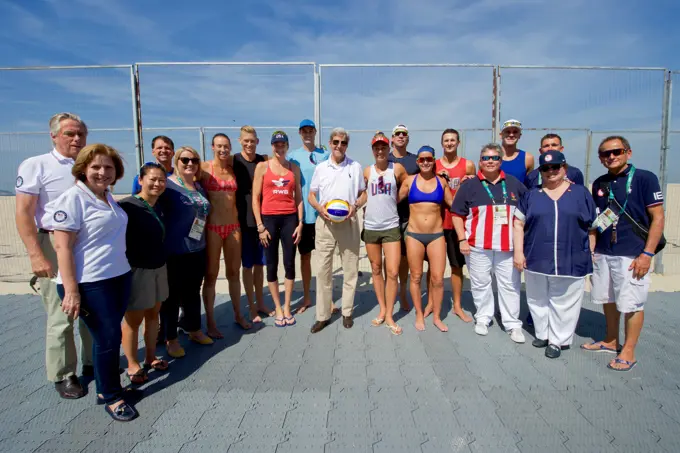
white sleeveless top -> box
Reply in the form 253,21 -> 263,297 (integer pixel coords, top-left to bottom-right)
364,163 -> 399,231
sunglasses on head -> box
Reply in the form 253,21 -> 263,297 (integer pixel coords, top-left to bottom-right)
540,164 -> 562,172
417,156 -> 434,164
179,157 -> 200,165
598,148 -> 626,158
332,139 -> 348,146
394,131 -> 408,137
481,155 -> 501,162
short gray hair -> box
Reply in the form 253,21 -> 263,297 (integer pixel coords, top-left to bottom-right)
329,127 -> 350,144
480,143 -> 503,158
49,112 -> 88,136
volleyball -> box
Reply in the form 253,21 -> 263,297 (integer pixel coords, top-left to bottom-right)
325,199 -> 350,223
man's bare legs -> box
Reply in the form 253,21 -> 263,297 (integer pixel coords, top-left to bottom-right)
398,257 -> 411,311
450,266 -> 472,322
297,253 -> 313,314
612,311 -> 644,369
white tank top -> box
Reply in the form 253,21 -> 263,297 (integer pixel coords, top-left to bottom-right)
364,163 -> 399,231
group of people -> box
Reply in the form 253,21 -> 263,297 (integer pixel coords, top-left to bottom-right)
15,113 -> 664,423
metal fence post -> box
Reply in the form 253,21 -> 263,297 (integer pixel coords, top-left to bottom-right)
131,63 -> 144,166
584,129 -> 592,186
492,66 -> 500,142
316,65 -> 323,145
655,69 -> 673,274
199,127 -> 206,160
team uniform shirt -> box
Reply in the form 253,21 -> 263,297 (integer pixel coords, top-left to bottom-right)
41,181 -> 131,284
157,179 -> 211,256
131,163 -> 174,195
500,150 -> 528,186
515,184 -> 596,277
435,157 -> 469,230
234,153 -> 266,228
451,171 -> 526,251
15,149 -> 76,229
310,156 -> 365,207
364,163 -> 399,231
592,164 -> 663,257
388,151 -> 418,223
288,146 -> 330,224
525,165 -> 584,190
119,196 -> 167,269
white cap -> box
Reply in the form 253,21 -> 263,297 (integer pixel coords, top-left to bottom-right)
392,124 -> 408,135
501,119 -> 522,132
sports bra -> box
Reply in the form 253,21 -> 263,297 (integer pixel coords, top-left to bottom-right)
409,175 -> 444,204
204,161 -> 237,192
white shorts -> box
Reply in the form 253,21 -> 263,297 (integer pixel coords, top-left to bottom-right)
590,254 -> 649,313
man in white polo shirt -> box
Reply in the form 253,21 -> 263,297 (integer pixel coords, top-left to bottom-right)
15,112 -> 93,399
308,127 -> 365,332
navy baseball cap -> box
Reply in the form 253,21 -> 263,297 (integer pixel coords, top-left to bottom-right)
539,150 -> 566,168
299,119 -> 316,129
271,131 -> 289,144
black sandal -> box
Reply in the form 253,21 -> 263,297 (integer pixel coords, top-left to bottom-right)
126,368 -> 148,384
105,401 -> 138,422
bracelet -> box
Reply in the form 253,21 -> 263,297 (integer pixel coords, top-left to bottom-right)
458,238 -> 467,243
641,251 -> 655,258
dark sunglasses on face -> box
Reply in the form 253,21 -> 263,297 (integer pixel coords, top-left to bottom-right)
332,139 -> 348,146
179,157 -> 200,165
540,164 -> 562,172
481,155 -> 501,162
394,131 -> 408,137
417,157 -> 434,164
598,148 -> 626,158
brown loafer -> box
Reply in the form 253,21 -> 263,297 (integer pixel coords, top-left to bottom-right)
310,320 -> 329,334
55,375 -> 85,399
343,316 -> 353,329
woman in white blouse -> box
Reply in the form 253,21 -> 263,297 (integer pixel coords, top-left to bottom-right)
43,144 -> 138,423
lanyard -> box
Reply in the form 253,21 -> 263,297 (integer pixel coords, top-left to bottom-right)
609,165 -> 635,214
481,179 -> 507,204
134,195 -> 165,241
177,177 -> 210,217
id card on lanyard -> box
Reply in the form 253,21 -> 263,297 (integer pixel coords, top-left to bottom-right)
592,165 -> 635,243
177,177 -> 209,241
481,178 -> 508,225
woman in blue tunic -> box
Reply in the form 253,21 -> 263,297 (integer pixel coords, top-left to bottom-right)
512,151 -> 596,359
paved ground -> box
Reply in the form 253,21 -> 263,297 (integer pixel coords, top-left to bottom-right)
1,289 -> 680,453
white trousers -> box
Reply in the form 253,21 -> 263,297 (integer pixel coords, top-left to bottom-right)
465,248 -> 521,330
525,272 -> 585,347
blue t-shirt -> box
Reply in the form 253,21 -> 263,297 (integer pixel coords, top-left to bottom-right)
515,184 -> 596,277
500,150 -> 528,186
387,150 -> 419,222
131,163 -> 174,195
157,179 -> 211,256
287,146 -> 330,224
525,165 -> 584,190
592,164 -> 663,257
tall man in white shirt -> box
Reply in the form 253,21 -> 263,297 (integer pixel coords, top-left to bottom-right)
15,112 -> 93,399
308,127 -> 366,332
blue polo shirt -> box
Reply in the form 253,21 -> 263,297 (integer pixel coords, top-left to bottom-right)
287,146 -> 330,224
525,165 -> 584,190
515,184 -> 596,277
131,163 -> 174,194
388,150 -> 419,223
592,164 -> 663,257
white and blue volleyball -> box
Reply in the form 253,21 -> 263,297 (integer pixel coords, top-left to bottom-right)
325,199 -> 350,223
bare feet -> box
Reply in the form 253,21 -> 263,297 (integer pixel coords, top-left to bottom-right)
433,318 -> 448,332
234,315 -> 252,330
415,315 -> 426,331
452,308 -> 473,323
256,304 -> 275,318
296,299 -> 311,314
206,327 -> 224,339
423,304 -> 433,318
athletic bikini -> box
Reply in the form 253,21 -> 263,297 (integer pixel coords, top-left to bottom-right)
406,175 -> 445,246
205,161 -> 240,240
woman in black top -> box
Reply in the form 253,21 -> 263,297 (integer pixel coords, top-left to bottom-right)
119,163 -> 169,384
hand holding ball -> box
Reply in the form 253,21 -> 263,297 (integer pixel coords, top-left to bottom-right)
325,199 -> 350,223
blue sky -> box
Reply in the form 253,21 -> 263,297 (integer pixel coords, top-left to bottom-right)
1,0 -> 680,193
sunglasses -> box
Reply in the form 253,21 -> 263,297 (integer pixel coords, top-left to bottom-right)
179,157 -> 200,165
309,153 -> 318,165
332,139 -> 348,146
394,131 -> 408,137
540,164 -> 562,172
481,155 -> 501,162
598,148 -> 626,158
377,175 -> 385,190
417,157 -> 434,164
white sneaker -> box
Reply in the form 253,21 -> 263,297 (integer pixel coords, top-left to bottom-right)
510,329 -> 526,344
474,322 -> 488,336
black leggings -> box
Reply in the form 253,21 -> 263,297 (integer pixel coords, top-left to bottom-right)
161,249 -> 206,340
262,213 -> 297,282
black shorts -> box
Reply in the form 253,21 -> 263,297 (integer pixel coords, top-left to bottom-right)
298,223 -> 316,256
444,229 -> 465,268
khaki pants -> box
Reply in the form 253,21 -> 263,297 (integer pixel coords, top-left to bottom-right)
38,232 -> 93,382
314,216 -> 360,321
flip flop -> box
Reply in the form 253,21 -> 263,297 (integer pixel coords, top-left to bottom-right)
274,317 -> 286,328
580,342 -> 619,354
607,357 -> 638,372
385,323 -> 403,336
284,316 -> 296,326
145,359 -> 169,372
371,317 -> 385,327
126,368 -> 148,385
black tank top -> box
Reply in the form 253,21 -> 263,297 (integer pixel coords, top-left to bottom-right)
233,153 -> 265,228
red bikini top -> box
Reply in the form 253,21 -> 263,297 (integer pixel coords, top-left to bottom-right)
204,161 -> 237,193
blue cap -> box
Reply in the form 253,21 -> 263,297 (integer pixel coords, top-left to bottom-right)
539,150 -> 566,168
299,119 -> 316,129
271,131 -> 289,144
417,145 -> 435,156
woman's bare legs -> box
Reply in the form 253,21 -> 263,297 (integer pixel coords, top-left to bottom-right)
405,235 -> 427,331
